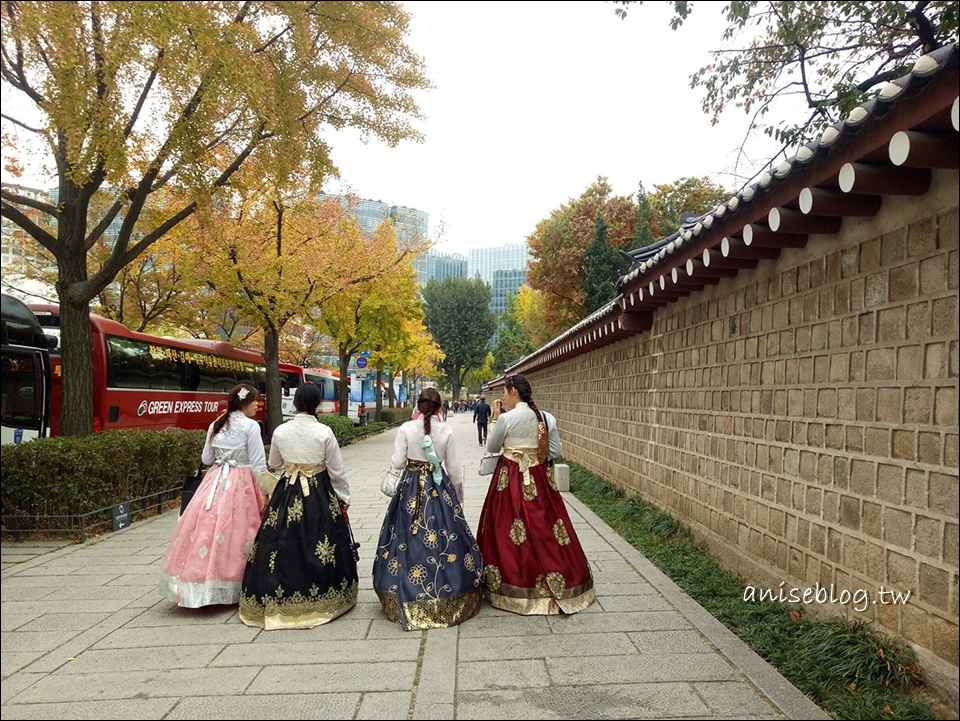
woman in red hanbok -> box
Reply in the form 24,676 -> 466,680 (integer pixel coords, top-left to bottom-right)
476,374 -> 594,615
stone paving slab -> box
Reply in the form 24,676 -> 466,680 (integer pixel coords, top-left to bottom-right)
457,659 -> 552,690
356,691 -> 414,720
1,412 -> 828,719
211,637 -> 422,667
92,624 -> 258,649
12,667 -> 262,703
0,698 -> 180,720
455,684 -> 713,719
58,644 -> 225,673
166,693 -> 362,720
246,661 -> 418,694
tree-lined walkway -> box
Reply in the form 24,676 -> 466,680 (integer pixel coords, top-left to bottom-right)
1,414 -> 826,719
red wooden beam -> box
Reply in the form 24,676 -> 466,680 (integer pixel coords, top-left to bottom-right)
838,162 -> 932,195
743,224 -> 808,248
768,207 -> 842,235
888,130 -> 960,169
798,187 -> 882,217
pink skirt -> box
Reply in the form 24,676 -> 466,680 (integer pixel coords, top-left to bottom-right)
158,464 -> 263,607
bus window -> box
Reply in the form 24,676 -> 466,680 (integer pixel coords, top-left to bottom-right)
1,349 -> 43,431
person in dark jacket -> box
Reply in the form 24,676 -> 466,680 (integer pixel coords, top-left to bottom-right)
473,395 -> 492,446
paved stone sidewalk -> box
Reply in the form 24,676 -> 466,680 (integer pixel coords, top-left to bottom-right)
1,412 -> 828,719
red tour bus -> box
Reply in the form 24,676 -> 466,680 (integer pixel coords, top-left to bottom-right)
29,304 -> 302,438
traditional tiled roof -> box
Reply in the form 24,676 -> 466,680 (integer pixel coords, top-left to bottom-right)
493,43 -> 958,383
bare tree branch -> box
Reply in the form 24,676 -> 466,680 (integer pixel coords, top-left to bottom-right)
0,188 -> 57,216
0,200 -> 58,253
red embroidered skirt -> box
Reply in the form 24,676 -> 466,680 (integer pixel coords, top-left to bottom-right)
476,455 -> 594,615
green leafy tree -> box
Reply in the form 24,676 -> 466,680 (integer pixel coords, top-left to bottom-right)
467,353 -> 498,395
632,182 -> 656,250
492,291 -> 535,372
613,2 -> 959,150
581,209 -> 629,315
1,1 -> 429,436
647,177 -> 730,239
527,177 -> 637,334
421,276 -> 497,402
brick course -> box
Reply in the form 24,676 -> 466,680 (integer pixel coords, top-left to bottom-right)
532,173 -> 959,672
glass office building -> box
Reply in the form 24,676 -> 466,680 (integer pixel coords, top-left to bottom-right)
413,249 -> 467,287
317,193 -> 428,247
468,243 -> 530,316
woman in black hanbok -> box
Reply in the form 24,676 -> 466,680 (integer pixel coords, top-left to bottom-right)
373,388 -> 483,630
239,383 -> 358,629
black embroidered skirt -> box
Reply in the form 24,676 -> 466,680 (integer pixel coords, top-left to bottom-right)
373,460 -> 483,630
239,470 -> 358,629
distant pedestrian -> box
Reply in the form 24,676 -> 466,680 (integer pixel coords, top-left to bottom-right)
239,383 -> 358,629
373,388 -> 483,629
473,395 -> 492,446
159,383 -> 266,608
442,399 -> 449,421
477,373 -> 594,615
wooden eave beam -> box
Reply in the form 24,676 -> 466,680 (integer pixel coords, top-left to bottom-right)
838,162 -> 932,195
702,248 -> 761,270
768,207 -> 843,235
798,187 -> 882,217
618,67 -> 957,301
669,266 -> 719,286
888,130 -> 960,169
719,238 -> 782,261
686,257 -> 740,278
743,224 -> 809,249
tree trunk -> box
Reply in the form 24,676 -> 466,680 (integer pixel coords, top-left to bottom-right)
375,368 -> 383,421
451,364 -> 463,404
338,345 -> 352,419
55,199 -> 95,437
263,327 -> 282,440
57,288 -> 95,437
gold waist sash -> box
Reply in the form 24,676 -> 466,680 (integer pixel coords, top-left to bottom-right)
502,446 -> 540,488
282,462 -> 326,497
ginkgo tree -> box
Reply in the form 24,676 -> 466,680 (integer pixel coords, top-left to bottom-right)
194,187 -> 417,437
1,1 -> 429,435
313,219 -> 423,422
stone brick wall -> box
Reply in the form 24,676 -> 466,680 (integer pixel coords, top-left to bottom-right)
533,170 -> 959,686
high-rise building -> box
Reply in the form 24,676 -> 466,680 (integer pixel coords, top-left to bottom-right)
413,249 -> 467,287
316,193 -> 428,247
468,243 -> 530,317
490,268 -> 529,318
1,184 -> 59,302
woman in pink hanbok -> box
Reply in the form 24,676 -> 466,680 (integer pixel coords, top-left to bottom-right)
158,383 -> 266,607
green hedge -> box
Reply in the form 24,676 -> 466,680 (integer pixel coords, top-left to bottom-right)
1,428 -> 205,517
317,415 -> 356,445
380,406 -> 413,424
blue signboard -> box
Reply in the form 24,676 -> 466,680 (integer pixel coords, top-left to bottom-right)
356,356 -> 368,369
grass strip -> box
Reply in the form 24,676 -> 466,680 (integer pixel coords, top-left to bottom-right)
568,461 -> 935,720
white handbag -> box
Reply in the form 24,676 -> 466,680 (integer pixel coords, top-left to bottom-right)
380,467 -> 402,497
478,453 -> 499,476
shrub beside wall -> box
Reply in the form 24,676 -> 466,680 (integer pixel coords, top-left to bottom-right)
1,428 -> 205,517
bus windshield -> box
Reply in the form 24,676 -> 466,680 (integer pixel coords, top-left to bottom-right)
1,294 -> 51,444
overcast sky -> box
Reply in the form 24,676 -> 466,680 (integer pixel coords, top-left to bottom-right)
324,1 -> 790,255
4,2 -> 794,257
